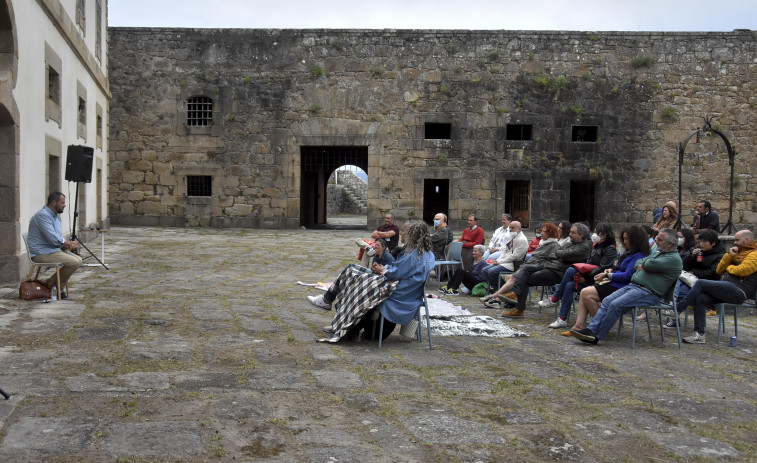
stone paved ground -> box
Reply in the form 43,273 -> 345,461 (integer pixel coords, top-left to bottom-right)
0,226 -> 755,463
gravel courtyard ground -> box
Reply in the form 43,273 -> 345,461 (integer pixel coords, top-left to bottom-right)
0,225 -> 755,462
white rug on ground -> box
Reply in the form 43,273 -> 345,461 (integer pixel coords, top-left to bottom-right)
425,297 -> 528,338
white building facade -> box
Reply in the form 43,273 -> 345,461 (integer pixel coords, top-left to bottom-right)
0,0 -> 109,284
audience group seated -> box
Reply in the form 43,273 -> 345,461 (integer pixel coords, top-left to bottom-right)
311,199 -> 753,345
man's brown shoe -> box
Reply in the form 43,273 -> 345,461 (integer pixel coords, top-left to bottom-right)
502,292 -> 518,304
502,308 -> 524,318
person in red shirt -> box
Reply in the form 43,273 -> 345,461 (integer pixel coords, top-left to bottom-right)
527,224 -> 542,253
458,215 -> 485,271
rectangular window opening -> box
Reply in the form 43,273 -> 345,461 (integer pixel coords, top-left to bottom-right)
572,125 -> 598,143
506,124 -> 532,141
48,67 -> 60,104
95,0 -> 102,60
187,96 -> 213,126
78,97 -> 86,125
187,175 -> 212,196
424,123 -> 452,140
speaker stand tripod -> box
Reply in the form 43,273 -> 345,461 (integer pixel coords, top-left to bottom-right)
70,181 -> 108,270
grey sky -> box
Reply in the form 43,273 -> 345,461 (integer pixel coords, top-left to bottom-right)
108,0 -> 757,31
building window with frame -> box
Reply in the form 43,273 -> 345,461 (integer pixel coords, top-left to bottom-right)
96,103 -> 103,148
424,122 -> 452,139
187,96 -> 213,126
76,0 -> 86,35
76,81 -> 87,140
187,175 -> 212,196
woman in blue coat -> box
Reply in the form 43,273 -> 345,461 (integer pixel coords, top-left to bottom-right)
307,222 -> 434,342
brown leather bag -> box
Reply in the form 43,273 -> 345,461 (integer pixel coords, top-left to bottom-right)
19,280 -> 51,301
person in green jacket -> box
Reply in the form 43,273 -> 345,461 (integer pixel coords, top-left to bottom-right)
570,228 -> 682,344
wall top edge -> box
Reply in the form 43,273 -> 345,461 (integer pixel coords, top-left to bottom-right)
108,27 -> 755,36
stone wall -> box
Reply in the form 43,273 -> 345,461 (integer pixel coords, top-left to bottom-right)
107,28 -> 757,232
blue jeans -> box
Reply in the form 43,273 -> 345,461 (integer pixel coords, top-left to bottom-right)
482,250 -> 502,262
555,267 -> 583,320
481,263 -> 512,290
674,279 -> 690,301
587,283 -> 660,340
676,279 -> 746,335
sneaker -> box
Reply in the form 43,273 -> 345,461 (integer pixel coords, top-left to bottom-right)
365,247 -> 376,257
438,286 -> 449,293
538,297 -> 558,308
307,295 -> 331,310
443,288 -> 459,296
549,317 -> 568,329
480,294 -> 494,302
570,327 -> 598,344
322,325 -> 334,333
682,332 -> 706,344
636,311 -> 647,321
502,308 -> 524,318
502,292 -> 518,304
483,299 -> 501,309
662,316 -> 680,330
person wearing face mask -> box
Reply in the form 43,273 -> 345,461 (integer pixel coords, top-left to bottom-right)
430,213 -> 453,260
545,223 -> 618,329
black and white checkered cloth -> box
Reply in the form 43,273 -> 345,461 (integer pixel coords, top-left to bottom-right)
319,264 -> 398,342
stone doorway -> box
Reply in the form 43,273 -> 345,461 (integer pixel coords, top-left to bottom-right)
300,146 -> 368,228
423,179 -> 449,225
569,180 -> 596,228
505,180 -> 531,228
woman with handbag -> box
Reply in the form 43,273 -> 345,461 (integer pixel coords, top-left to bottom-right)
667,229 -> 726,324
561,226 -> 650,335
546,223 -> 618,329
440,245 -> 487,295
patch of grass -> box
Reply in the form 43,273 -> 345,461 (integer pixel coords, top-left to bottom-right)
532,74 -> 550,88
308,104 -> 321,113
436,154 -> 448,165
591,58 -> 603,66
310,65 -> 323,78
242,76 -> 252,84
440,84 -> 451,95
661,106 -> 678,123
631,55 -> 654,68
370,65 -> 384,76
487,50 -> 500,61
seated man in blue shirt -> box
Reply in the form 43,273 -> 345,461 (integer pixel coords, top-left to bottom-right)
27,192 -> 82,298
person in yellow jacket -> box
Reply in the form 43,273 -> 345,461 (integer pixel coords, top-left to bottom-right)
675,230 -> 757,344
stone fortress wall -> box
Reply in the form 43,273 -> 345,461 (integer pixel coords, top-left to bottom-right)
107,28 -> 757,231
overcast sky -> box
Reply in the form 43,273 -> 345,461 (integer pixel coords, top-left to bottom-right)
108,0 -> 757,31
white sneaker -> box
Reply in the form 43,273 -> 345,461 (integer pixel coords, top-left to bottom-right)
322,325 -> 334,333
538,297 -> 558,308
480,294 -> 493,302
366,247 -> 376,257
682,331 -> 705,344
636,311 -> 647,321
549,317 -> 568,328
307,295 -> 331,310
460,286 -> 471,295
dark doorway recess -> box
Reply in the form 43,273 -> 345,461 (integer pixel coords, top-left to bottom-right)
300,146 -> 368,229
505,180 -> 531,228
423,179 -> 449,225
570,180 -> 596,228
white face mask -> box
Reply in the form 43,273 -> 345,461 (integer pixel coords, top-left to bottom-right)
591,233 -> 601,244
678,237 -> 684,246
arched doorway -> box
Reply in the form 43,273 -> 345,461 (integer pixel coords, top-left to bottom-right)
300,146 -> 368,229
326,164 -> 367,228
0,0 -> 20,284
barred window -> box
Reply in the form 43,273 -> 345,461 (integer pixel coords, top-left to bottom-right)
187,175 -> 212,196
187,96 -> 213,126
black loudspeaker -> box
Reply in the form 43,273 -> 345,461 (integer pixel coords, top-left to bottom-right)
65,145 -> 94,183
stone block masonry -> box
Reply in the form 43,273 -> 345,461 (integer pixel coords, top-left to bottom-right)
108,28 -> 757,231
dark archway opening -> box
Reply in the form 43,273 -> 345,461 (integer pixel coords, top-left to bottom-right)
300,146 -> 368,229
